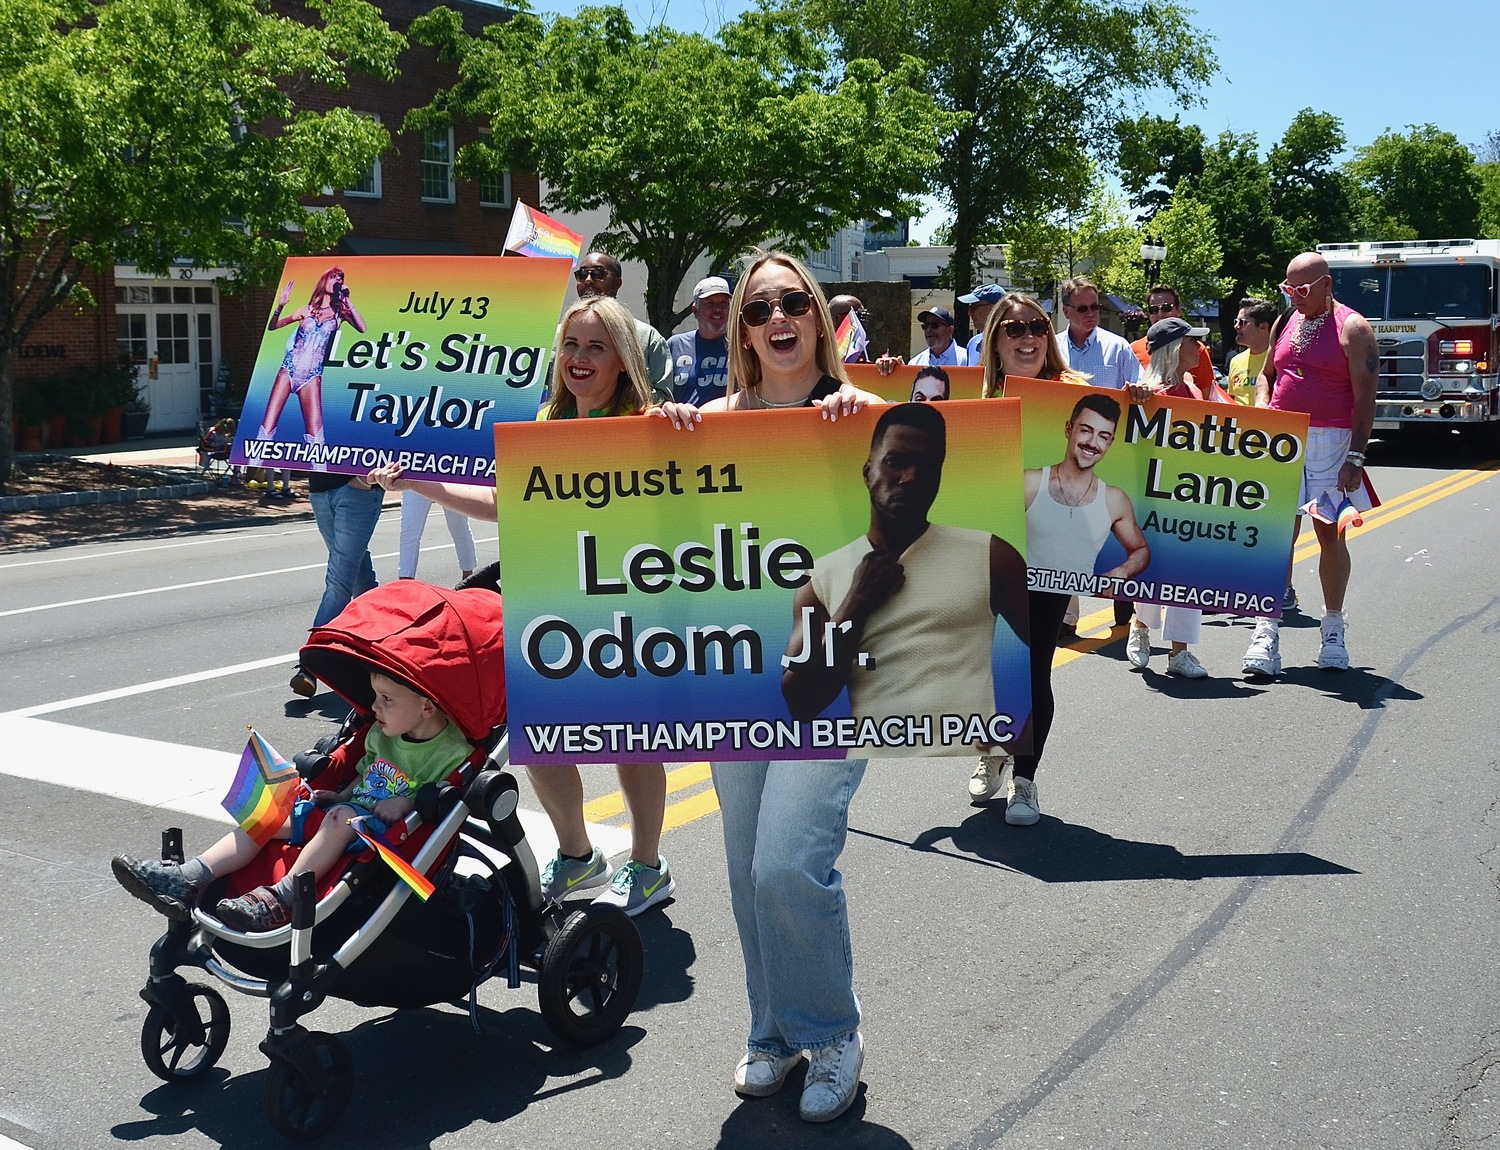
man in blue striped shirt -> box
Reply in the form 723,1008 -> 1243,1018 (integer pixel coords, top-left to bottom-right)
1056,277 -> 1139,389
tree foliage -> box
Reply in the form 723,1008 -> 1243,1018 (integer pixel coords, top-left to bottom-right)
1267,109 -> 1355,253
0,0 -> 402,484
1100,184 -> 1230,309
801,0 -> 1215,322
1347,124 -> 1481,240
411,4 -> 955,332
1005,171 -> 1135,296
1115,115 -> 1205,221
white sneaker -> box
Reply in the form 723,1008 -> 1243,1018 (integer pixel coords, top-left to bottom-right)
1242,620 -> 1282,679
1318,613 -> 1350,671
1126,624 -> 1151,669
1166,649 -> 1208,679
969,752 -> 1008,802
734,1050 -> 801,1098
1005,775 -> 1040,826
799,1033 -> 863,1122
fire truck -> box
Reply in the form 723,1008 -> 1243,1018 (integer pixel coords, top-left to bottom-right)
1317,238 -> 1500,447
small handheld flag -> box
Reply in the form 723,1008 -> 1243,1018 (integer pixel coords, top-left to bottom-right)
504,202 -> 584,264
222,729 -> 299,846
351,819 -> 435,901
836,309 -> 869,363
1299,491 -> 1365,535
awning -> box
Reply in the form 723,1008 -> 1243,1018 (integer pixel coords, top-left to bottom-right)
1106,293 -> 1144,321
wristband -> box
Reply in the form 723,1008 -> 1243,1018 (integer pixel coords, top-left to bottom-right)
1346,451 -> 1365,466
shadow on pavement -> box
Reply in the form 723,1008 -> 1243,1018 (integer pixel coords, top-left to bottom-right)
717,1082 -> 913,1149
861,814 -> 1357,884
631,909 -> 698,1012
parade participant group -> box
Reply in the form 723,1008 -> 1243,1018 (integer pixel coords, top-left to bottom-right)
116,245 -> 1375,1126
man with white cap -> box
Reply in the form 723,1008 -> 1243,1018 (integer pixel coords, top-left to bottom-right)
668,275 -> 732,405
959,283 -> 1005,366
910,305 -> 968,367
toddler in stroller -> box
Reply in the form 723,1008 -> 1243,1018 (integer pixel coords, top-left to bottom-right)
110,581 -> 643,1140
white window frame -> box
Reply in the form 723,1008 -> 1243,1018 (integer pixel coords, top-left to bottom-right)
344,113 -> 382,199
477,128 -> 512,208
421,125 -> 456,204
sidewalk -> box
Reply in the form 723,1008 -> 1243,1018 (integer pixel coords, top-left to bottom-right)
0,437 -> 396,552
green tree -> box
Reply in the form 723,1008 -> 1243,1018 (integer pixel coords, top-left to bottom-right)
0,0 -> 402,485
1267,109 -> 1355,253
1006,171 -> 1136,297
1114,114 -> 1206,220
802,0 -> 1215,330
1346,124 -> 1481,240
1475,128 -> 1500,238
1100,185 -> 1230,310
410,5 -> 953,332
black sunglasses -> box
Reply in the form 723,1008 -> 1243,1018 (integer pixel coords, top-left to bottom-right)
1147,304 -> 1176,315
999,318 -> 1052,338
573,267 -> 612,282
1069,302 -> 1100,313
741,290 -> 812,327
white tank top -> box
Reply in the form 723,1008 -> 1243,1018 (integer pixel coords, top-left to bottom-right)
810,522 -> 997,753
1026,465 -> 1114,576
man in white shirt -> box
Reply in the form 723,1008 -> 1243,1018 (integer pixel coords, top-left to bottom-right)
910,306 -> 968,367
1056,277 -> 1138,389
959,283 -> 1004,366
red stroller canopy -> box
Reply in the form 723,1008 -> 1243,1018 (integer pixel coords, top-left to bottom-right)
300,582 -> 506,742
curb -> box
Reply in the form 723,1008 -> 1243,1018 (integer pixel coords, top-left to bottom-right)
0,480 -> 217,513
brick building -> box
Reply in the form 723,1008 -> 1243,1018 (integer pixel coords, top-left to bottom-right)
20,0 -> 537,434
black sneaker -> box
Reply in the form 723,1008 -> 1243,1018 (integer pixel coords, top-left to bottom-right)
289,665 -> 317,698
112,855 -> 203,921
216,888 -> 292,932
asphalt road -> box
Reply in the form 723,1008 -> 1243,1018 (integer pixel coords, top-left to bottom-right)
1,433 -> 1497,1150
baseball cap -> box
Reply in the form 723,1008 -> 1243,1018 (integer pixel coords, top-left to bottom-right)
957,284 -> 1005,305
918,306 -> 955,326
1146,316 -> 1209,353
692,276 -> 731,302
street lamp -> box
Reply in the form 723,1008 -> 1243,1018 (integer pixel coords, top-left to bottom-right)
1140,235 -> 1167,285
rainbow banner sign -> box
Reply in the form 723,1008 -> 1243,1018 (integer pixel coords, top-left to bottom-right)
494,400 -> 1034,764
222,729 -> 300,847
1006,376 -> 1310,619
504,202 -> 584,263
229,256 -> 572,484
351,818 -> 435,901
846,363 -> 986,403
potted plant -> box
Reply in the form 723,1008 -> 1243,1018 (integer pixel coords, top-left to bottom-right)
15,380 -> 46,452
98,360 -> 138,443
122,377 -> 151,439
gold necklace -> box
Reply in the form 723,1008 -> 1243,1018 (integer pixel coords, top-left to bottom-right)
752,388 -> 810,409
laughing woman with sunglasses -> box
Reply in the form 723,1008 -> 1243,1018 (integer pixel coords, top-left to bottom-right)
654,252 -> 881,1123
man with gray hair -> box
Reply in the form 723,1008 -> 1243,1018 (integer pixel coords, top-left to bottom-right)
1056,276 -> 1139,389
668,275 -> 731,405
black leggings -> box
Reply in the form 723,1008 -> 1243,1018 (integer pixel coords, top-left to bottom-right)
1012,591 -> 1070,782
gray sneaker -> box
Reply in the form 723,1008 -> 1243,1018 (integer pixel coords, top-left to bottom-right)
1005,776 -> 1041,826
800,1032 -> 864,1122
593,857 -> 675,917
539,847 -> 611,901
112,855 -> 204,922
1317,613 -> 1350,671
969,753 -> 1008,802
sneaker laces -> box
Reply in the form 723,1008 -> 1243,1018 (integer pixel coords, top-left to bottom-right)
610,860 -> 645,893
805,1038 -> 851,1086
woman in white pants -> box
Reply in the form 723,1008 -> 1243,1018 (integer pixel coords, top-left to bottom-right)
397,490 -> 477,582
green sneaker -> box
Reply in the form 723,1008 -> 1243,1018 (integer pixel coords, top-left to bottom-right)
593,857 -> 675,917
540,847 -> 611,901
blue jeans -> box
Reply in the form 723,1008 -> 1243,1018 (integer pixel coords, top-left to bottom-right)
710,758 -> 866,1054
309,483 -> 383,628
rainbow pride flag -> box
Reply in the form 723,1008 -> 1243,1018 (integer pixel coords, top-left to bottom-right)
504,202 -> 584,263
836,309 -> 869,363
222,729 -> 299,846
351,819 -> 435,901
1300,490 -> 1365,535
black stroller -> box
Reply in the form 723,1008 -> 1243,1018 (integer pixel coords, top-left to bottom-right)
130,581 -> 642,1140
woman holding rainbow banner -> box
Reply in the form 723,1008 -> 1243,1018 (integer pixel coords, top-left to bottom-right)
368,296 -> 677,920
654,251 -> 880,1123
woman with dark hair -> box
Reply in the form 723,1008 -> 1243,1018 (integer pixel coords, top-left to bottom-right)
654,251 -> 879,1123
369,297 -> 675,918
258,267 -> 366,444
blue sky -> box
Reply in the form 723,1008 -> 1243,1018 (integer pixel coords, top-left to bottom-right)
532,0 -> 1500,240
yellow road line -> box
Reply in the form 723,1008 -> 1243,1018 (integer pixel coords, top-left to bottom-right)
591,462 -> 1498,835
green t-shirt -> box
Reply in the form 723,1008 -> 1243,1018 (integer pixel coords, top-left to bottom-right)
351,721 -> 472,808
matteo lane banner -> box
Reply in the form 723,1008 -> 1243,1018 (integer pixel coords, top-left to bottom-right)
494,400 -> 1034,764
1006,376 -> 1310,618
230,256 -> 572,483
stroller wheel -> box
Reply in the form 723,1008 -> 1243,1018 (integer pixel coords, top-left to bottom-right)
264,1031 -> 354,1142
538,903 -> 643,1047
140,983 -> 230,1081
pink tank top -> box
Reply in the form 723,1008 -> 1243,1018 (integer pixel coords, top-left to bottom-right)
1268,302 -> 1356,428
